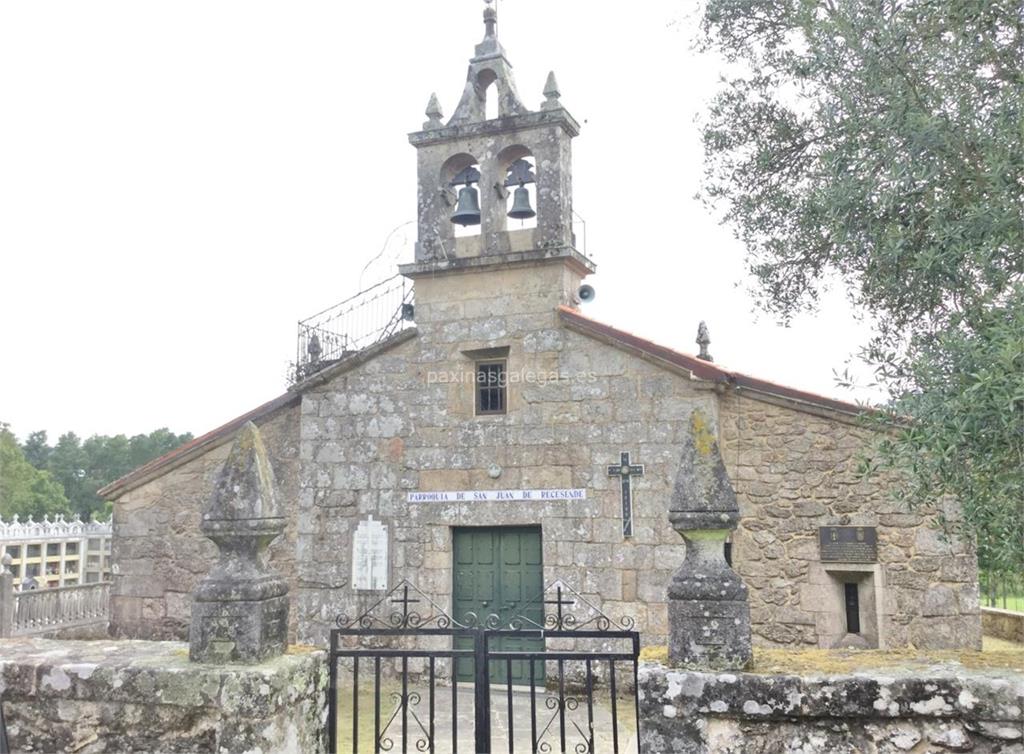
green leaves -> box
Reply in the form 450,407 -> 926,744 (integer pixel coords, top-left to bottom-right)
0,424 -> 69,520
701,0 -> 1024,569
13,427 -> 193,520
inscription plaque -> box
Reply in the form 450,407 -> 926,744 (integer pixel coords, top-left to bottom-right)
352,516 -> 388,591
819,526 -> 878,563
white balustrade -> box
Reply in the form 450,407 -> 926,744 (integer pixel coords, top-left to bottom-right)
0,513 -> 111,541
9,582 -> 110,635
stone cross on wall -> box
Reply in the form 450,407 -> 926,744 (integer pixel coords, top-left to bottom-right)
667,409 -> 752,670
189,421 -> 289,663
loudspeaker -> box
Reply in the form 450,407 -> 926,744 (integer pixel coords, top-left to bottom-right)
577,284 -> 596,303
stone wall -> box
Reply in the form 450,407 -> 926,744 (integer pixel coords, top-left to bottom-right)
719,392 -> 982,650
0,638 -> 327,754
295,263 -> 717,646
638,662 -> 1024,753
983,607 -> 1024,643
110,404 -> 301,640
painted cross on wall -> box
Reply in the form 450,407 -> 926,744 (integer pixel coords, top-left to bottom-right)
607,451 -> 644,537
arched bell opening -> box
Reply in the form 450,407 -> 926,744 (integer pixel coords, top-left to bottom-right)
497,145 -> 538,232
477,68 -> 499,122
441,153 -> 482,239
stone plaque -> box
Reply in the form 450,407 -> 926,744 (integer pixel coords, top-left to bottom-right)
819,526 -> 878,563
352,516 -> 388,591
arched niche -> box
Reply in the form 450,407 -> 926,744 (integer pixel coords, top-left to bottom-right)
496,144 -> 538,232
441,153 -> 482,239
476,69 -> 500,121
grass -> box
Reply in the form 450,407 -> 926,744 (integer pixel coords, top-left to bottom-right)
984,595 -> 1024,613
750,643 -> 1023,674
984,635 -> 1024,652
980,570 -> 1024,613
640,639 -> 1024,675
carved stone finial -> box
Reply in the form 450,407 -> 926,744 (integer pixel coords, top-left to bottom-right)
1,553 -> 12,575
542,71 -> 561,110
306,332 -> 322,363
423,93 -> 444,130
189,421 -> 289,664
483,0 -> 497,38
667,409 -> 751,670
696,321 -> 712,362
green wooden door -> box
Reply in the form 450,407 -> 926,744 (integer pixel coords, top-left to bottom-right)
453,527 -> 544,684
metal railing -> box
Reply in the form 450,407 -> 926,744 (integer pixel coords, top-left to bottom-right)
329,580 -> 640,754
292,275 -> 414,384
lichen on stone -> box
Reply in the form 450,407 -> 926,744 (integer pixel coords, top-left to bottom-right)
691,410 -> 715,457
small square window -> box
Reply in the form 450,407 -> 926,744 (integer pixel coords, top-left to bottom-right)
475,360 -> 507,415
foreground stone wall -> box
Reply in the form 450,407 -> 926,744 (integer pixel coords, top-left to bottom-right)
984,607 -> 1024,644
110,405 -> 301,640
719,392 -> 982,650
0,638 -> 327,754
639,662 -> 1023,753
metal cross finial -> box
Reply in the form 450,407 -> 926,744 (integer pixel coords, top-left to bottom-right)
543,584 -> 576,629
391,584 -> 421,625
697,321 -> 713,362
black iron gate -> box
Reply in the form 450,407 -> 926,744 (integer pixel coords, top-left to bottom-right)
329,580 -> 641,753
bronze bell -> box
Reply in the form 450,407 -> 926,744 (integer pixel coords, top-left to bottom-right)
451,185 -> 481,226
507,185 -> 536,220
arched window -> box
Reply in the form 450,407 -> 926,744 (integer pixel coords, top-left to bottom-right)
478,68 -> 499,121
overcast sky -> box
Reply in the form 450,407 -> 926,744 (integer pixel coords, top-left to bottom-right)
0,0 -> 881,442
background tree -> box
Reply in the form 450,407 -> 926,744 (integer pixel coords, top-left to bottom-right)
21,430 -> 51,468
0,424 -> 70,520
46,432 -> 90,515
17,427 -> 193,520
699,0 -> 1023,571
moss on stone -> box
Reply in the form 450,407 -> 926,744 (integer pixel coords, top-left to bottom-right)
691,411 -> 715,457
639,645 -> 669,663
286,644 -> 321,655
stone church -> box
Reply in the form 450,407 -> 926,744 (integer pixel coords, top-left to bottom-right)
100,5 -> 981,653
